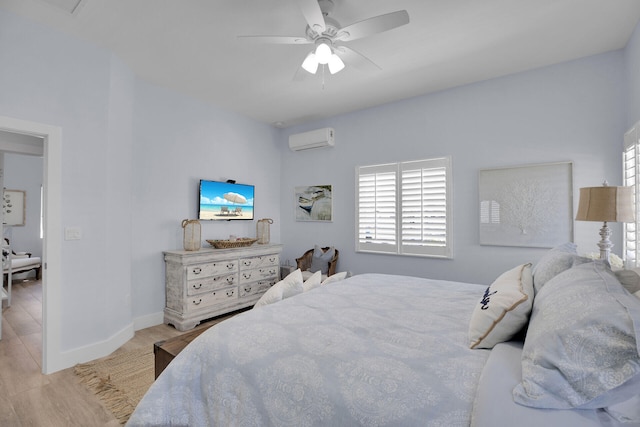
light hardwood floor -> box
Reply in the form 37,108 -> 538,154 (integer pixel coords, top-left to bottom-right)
0,278 -> 185,426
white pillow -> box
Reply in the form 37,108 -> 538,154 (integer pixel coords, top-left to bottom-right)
253,284 -> 283,308
468,263 -> 534,349
321,271 -> 348,285
253,268 -> 303,308
302,270 -> 322,292
279,268 -> 304,298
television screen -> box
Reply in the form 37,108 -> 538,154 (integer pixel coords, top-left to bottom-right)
199,180 -> 255,220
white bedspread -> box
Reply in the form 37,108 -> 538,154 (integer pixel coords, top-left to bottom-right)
128,273 -> 490,426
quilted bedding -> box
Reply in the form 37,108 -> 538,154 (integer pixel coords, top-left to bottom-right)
128,273 -> 490,426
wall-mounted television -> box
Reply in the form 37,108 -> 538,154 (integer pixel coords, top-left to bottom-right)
199,180 -> 255,220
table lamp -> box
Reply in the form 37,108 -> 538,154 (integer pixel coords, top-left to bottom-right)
575,181 -> 634,262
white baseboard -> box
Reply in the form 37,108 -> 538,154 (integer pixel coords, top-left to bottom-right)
133,311 -> 164,331
53,323 -> 135,371
44,312 -> 165,374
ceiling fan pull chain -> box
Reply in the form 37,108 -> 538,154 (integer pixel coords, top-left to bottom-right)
322,65 -> 327,90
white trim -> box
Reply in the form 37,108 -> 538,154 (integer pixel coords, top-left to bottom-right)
0,116 -> 62,374
133,311 -> 164,331
61,323 -> 134,365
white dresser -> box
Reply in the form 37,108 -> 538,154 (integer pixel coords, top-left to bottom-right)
164,244 -> 282,331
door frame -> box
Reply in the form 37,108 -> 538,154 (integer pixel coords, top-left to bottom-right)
0,116 -> 61,374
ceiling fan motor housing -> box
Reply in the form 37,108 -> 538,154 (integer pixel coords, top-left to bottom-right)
306,17 -> 340,41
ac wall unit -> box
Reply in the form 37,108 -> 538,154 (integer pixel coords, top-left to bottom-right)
288,128 -> 335,151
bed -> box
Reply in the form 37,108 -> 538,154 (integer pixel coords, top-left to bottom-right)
127,245 -> 640,427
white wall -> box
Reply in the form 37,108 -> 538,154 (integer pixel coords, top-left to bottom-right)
280,51 -> 627,285
625,19 -> 640,128
130,79 -> 282,324
0,8 -> 282,368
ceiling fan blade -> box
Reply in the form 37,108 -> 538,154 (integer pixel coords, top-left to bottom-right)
297,0 -> 326,33
335,45 -> 381,72
336,10 -> 409,42
237,35 -> 311,45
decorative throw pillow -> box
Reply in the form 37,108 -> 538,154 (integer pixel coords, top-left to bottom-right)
615,269 -> 640,294
309,245 -> 335,274
322,271 -> 348,285
253,283 -> 283,308
468,264 -> 534,349
532,242 -> 590,293
302,270 -> 322,292
253,269 -> 303,308
513,261 -> 640,409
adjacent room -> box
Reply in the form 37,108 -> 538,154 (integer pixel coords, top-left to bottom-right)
1,0 -> 640,425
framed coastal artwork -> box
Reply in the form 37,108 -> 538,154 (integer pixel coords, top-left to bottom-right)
479,162 -> 573,248
3,189 -> 26,226
295,185 -> 333,222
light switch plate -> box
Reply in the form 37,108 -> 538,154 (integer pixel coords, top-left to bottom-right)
64,226 -> 82,240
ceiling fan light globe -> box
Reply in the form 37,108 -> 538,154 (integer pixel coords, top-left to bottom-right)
302,52 -> 319,74
315,43 -> 332,64
328,54 -> 345,74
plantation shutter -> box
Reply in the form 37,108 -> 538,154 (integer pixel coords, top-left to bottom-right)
401,158 -> 452,257
356,157 -> 452,258
624,125 -> 640,267
357,163 -> 398,254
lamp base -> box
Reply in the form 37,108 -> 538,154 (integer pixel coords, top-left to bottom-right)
598,221 -> 613,263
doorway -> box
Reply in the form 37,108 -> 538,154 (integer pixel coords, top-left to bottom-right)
0,116 -> 62,374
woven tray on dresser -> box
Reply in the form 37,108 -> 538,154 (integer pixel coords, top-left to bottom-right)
206,238 -> 257,249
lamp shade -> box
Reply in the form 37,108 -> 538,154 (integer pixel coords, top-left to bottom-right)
575,186 -> 634,223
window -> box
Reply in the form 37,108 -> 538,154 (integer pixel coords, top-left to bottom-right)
356,156 -> 452,258
624,124 -> 640,267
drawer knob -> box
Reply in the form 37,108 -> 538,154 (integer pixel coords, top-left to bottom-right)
192,267 -> 202,275
227,276 -> 235,283
192,283 -> 202,290
226,290 -> 235,297
227,263 -> 235,269
243,273 -> 252,279
244,286 -> 251,293
243,260 -> 252,266
193,298 -> 202,305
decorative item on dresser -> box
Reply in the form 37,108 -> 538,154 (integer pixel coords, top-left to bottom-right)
163,243 -> 282,331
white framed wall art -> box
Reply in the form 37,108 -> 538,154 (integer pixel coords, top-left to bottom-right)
3,189 -> 25,226
479,162 -> 573,248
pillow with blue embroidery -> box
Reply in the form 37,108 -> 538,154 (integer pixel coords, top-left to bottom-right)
469,263 -> 534,349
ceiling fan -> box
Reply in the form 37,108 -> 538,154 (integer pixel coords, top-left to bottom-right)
238,0 -> 410,76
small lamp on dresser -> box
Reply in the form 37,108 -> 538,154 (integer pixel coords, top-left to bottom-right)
575,181 -> 635,263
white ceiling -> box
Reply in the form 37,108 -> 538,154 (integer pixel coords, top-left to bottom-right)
3,0 -> 640,128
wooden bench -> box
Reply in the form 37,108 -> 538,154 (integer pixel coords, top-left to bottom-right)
153,307 -> 251,379
154,324 -> 213,379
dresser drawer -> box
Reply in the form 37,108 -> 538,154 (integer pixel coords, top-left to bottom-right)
239,254 -> 280,271
239,279 -> 276,297
186,286 -> 238,312
239,266 -> 279,284
187,273 -> 238,296
186,260 -> 237,280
